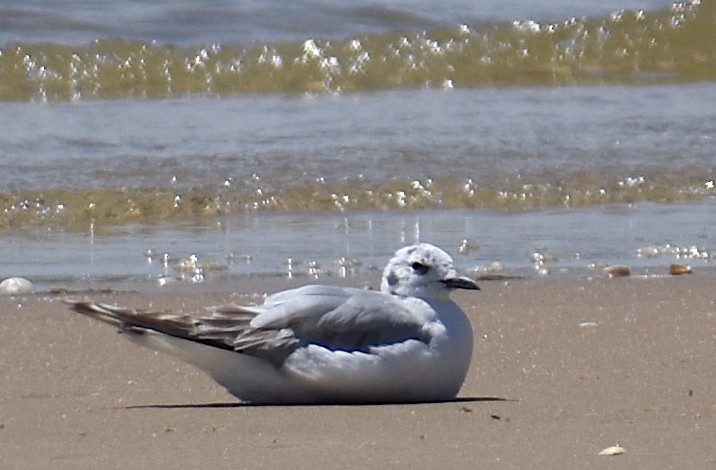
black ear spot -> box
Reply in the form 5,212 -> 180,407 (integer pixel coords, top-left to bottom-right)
387,270 -> 399,286
411,262 -> 430,275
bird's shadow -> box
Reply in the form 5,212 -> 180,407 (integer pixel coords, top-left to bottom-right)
124,396 -> 515,410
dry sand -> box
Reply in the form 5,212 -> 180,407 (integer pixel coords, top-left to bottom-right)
1,275 -> 715,469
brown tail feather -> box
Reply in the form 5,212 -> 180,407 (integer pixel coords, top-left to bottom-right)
65,299 -> 198,338
65,299 -> 299,365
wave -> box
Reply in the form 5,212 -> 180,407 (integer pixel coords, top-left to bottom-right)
3,167 -> 715,231
0,0 -> 712,101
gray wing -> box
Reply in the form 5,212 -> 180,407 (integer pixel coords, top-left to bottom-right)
67,286 -> 429,368
251,285 -> 431,350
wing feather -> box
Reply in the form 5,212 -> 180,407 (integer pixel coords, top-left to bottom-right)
67,285 -> 430,368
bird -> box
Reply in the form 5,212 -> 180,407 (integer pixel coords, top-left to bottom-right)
67,243 -> 479,404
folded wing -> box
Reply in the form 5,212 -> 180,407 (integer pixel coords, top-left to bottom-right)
68,285 -> 429,368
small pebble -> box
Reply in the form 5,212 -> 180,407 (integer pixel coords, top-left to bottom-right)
604,265 -> 630,278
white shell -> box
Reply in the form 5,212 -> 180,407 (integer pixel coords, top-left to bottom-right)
598,445 -> 626,456
0,277 -> 34,294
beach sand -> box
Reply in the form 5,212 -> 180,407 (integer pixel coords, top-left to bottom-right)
1,275 -> 715,469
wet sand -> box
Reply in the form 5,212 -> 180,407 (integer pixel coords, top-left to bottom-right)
1,275 -> 715,469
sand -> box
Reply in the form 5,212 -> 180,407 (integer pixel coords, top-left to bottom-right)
1,275 -> 715,469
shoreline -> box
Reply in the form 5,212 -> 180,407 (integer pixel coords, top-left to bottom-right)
2,274 -> 715,468
3,202 -> 716,295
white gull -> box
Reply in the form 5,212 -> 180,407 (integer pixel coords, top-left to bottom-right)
67,243 -> 479,404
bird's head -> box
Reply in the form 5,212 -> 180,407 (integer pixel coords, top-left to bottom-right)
381,243 -> 479,299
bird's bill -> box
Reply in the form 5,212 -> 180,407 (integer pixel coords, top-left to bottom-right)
441,276 -> 480,290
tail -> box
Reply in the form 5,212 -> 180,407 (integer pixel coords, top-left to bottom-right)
65,298 -> 240,369
65,299 -> 294,402
65,299 -> 198,338
64,299 -> 294,365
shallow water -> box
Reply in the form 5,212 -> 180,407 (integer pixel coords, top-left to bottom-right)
3,202 -> 714,292
1,0 -> 714,290
2,84 -> 716,227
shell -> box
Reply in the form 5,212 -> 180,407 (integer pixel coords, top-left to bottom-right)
0,277 -> 33,294
669,263 -> 692,275
598,445 -> 626,456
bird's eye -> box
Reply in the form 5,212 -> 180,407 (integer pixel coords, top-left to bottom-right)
411,262 -> 430,275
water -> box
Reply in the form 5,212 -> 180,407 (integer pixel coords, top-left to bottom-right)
2,86 -> 715,216
1,0 -> 714,291
2,1 -> 713,100
0,0 -> 679,46
3,204 -> 715,292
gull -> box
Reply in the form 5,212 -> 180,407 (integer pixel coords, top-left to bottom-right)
67,243 -> 479,404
